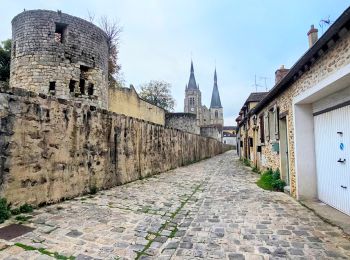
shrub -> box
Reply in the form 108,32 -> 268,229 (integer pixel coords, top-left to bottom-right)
15,215 -> 31,222
10,208 -> 21,215
257,168 -> 286,192
19,204 -> 33,213
0,198 -> 11,223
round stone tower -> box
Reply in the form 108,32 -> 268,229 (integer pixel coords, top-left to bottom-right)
10,10 -> 109,108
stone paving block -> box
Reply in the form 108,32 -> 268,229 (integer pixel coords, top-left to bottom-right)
0,151 -> 349,259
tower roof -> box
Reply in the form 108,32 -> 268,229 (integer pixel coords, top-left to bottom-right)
187,60 -> 198,90
210,68 -> 222,108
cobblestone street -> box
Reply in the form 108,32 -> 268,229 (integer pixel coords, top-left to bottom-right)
0,150 -> 350,260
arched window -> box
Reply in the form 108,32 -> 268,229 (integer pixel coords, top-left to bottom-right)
215,110 -> 218,118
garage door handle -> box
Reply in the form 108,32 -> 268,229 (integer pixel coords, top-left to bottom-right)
341,185 -> 347,189
337,158 -> 346,163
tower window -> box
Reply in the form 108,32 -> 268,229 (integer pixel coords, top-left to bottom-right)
88,83 -> 94,95
79,79 -> 85,95
189,97 -> 195,106
49,81 -> 56,95
69,80 -> 76,93
55,23 -> 68,43
215,110 -> 218,118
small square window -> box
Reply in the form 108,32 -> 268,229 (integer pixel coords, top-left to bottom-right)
49,81 -> 56,95
55,23 -> 68,43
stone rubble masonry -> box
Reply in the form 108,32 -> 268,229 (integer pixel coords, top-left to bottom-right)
10,10 -> 109,109
165,113 -> 200,135
0,87 -> 223,206
255,29 -> 350,197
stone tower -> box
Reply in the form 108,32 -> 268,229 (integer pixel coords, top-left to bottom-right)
10,10 -> 109,108
209,69 -> 223,126
184,60 -> 202,124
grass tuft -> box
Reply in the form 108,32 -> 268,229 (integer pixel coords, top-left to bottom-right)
257,168 -> 286,192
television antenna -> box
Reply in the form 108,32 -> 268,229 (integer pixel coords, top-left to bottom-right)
319,16 -> 333,34
252,75 -> 269,92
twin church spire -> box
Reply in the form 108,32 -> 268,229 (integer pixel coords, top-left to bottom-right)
186,60 -> 222,108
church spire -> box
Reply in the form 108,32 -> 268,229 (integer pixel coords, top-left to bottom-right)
214,68 -> 217,84
187,60 -> 198,90
210,68 -> 222,108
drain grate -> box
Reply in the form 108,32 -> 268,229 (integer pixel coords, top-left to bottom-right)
0,224 -> 34,240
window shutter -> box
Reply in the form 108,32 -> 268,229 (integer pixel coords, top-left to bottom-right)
274,106 -> 279,140
264,112 -> 269,141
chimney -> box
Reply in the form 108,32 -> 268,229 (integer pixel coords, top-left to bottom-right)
275,65 -> 290,84
307,24 -> 318,48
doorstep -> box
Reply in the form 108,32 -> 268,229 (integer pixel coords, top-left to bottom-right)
300,199 -> 350,236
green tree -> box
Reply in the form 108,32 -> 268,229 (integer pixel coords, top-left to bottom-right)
139,80 -> 176,111
0,39 -> 11,82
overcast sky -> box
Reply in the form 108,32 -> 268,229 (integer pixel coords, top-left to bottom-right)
1,1 -> 349,125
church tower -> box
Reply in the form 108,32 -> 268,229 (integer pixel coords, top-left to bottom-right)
184,60 -> 202,124
209,69 -> 223,126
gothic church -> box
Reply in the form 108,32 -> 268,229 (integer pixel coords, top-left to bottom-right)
184,61 -> 224,128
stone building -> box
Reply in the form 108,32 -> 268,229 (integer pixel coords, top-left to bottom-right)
10,10 -> 109,109
236,6 -> 350,216
184,61 -> 224,128
236,92 -> 268,159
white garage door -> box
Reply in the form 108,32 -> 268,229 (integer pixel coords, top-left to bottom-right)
314,105 -> 350,216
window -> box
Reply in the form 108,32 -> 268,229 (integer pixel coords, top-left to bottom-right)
69,80 -> 76,93
189,97 -> 195,106
79,79 -> 85,95
264,112 -> 269,141
259,115 -> 265,143
12,41 -> 16,57
215,110 -> 218,118
55,23 -> 67,43
88,83 -> 94,96
266,105 -> 280,142
49,81 -> 56,95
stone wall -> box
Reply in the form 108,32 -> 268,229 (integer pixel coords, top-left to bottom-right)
200,126 -> 222,141
109,86 -> 165,125
10,10 -> 109,109
0,87 -> 222,206
165,113 -> 200,135
255,29 -> 350,196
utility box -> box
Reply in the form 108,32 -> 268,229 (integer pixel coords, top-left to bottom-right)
272,142 -> 280,153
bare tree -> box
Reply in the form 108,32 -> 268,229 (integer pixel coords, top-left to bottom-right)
99,16 -> 122,88
87,10 -> 95,23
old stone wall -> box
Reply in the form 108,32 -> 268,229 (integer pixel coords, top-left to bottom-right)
256,29 -> 350,196
109,86 -> 165,125
10,10 -> 109,109
165,113 -> 200,135
200,126 -> 222,141
0,87 -> 222,206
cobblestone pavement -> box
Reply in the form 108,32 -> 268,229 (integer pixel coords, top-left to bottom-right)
0,150 -> 350,259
